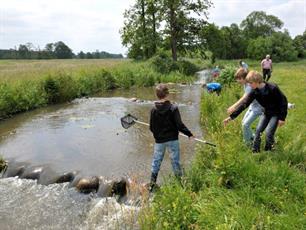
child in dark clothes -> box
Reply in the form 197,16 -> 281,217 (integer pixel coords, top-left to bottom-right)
223,71 -> 287,153
149,84 -> 194,190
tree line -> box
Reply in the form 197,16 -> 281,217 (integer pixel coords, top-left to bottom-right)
120,0 -> 306,62
0,41 -> 123,60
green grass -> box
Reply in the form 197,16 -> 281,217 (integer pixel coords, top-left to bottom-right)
0,59 -> 129,82
140,60 -> 306,229
0,59 -> 199,119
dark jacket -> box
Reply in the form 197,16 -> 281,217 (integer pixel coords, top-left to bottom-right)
230,82 -> 288,121
150,100 -> 193,143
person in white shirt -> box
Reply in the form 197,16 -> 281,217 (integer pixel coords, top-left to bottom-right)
261,54 -> 273,81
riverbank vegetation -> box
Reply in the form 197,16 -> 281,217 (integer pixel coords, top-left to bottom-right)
0,55 -> 202,119
139,60 -> 306,229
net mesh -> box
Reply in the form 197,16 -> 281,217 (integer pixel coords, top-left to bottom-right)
120,114 -> 137,129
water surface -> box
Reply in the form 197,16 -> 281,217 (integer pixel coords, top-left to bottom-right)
0,71 -> 210,229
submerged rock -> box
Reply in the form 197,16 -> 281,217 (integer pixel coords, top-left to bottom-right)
75,176 -> 100,194
20,166 -> 44,180
2,160 -> 28,178
1,160 -> 129,201
54,171 -> 78,184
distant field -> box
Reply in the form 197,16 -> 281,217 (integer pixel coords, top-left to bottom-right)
0,59 -> 130,82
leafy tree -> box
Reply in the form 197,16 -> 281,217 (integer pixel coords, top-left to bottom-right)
25,42 -> 36,52
226,23 -> 247,58
0,43 -> 123,60
218,24 -> 247,59
121,0 -> 212,61
86,52 -> 93,59
18,44 -> 30,59
121,0 -> 161,59
247,36 -> 272,60
93,50 -> 100,59
240,11 -> 283,39
161,0 -> 212,61
247,31 -> 298,61
147,0 -> 160,55
293,30 -> 306,58
201,23 -> 246,60
200,23 -> 223,59
45,43 -> 54,52
44,43 -> 55,59
54,41 -> 73,59
269,31 -> 298,61
78,51 -> 86,59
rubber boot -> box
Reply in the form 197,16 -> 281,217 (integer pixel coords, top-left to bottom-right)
149,173 -> 158,192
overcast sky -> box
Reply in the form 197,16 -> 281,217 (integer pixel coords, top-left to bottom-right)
0,0 -> 305,55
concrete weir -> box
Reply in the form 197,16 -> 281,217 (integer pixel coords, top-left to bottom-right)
1,160 -> 128,200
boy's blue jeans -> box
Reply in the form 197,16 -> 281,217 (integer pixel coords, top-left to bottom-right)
151,140 -> 182,178
242,108 -> 262,145
253,115 -> 278,152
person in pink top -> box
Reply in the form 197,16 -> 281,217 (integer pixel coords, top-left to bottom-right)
261,54 -> 273,81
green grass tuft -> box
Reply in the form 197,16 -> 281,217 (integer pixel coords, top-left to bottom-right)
141,59 -> 306,229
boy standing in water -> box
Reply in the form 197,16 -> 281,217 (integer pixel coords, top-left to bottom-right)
223,71 -> 287,153
149,84 -> 194,190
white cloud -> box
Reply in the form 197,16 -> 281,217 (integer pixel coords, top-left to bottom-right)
209,0 -> 306,37
0,0 -> 305,54
0,0 -> 134,54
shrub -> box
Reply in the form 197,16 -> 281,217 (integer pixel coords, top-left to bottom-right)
0,83 -> 15,118
177,60 -> 199,76
77,69 -> 116,96
112,68 -> 135,89
0,80 -> 46,118
99,70 -> 116,90
43,72 -> 78,103
13,80 -> 47,112
43,76 -> 60,103
217,65 -> 236,86
150,51 -> 178,74
141,182 -> 198,230
133,68 -> 156,87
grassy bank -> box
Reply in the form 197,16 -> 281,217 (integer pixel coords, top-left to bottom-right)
140,60 -> 306,229
0,58 -> 202,119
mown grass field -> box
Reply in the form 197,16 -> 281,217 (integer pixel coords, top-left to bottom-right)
140,59 -> 306,229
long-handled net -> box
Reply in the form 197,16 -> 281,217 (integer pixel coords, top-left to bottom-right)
120,114 -> 138,129
120,114 -> 216,147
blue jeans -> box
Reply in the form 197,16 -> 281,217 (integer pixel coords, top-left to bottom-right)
253,115 -> 278,152
151,140 -> 182,177
242,109 -> 262,145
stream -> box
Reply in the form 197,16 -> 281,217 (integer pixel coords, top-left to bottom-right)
0,70 -> 210,229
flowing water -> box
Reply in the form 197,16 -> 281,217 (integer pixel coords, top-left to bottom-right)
0,71 -> 210,229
